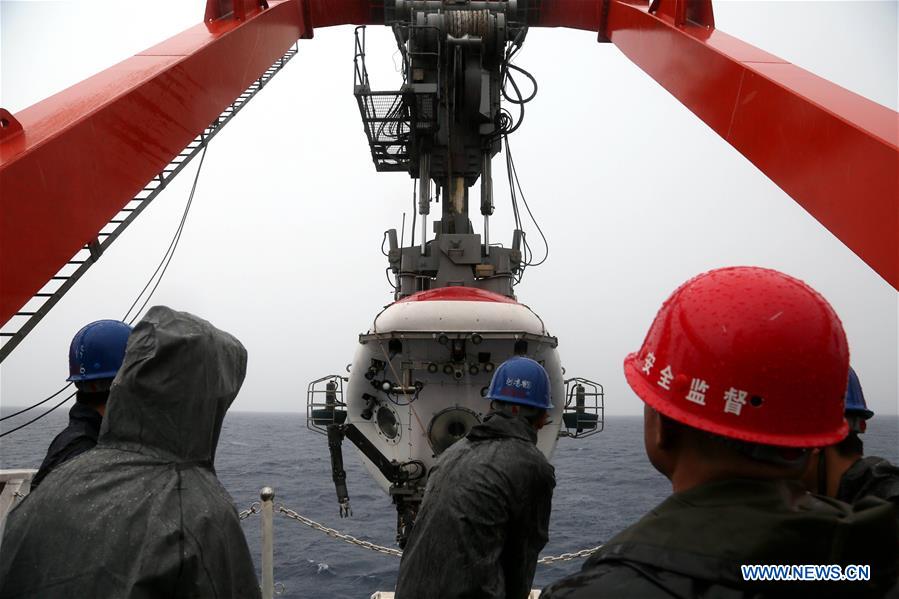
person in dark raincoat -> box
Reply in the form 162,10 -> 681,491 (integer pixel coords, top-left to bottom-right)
0,306 -> 261,599
542,268 -> 899,599
801,367 -> 899,507
31,319 -> 132,488
394,357 -> 556,599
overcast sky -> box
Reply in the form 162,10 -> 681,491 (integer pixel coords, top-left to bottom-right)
0,0 -> 896,419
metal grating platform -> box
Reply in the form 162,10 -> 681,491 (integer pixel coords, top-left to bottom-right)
355,89 -> 412,172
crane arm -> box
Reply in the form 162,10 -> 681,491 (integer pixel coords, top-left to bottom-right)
532,0 -> 898,290
0,1 -> 312,329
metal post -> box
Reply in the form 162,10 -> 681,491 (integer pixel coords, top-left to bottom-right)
419,154 -> 430,255
480,151 -> 493,256
260,486 -> 275,599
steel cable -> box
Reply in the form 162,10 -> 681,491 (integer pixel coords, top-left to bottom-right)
124,145 -> 209,324
0,384 -> 72,422
2,146 -> 210,437
0,391 -> 76,439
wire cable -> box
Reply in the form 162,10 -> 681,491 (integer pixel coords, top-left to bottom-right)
0,391 -> 76,439
503,64 -> 538,105
508,138 -> 549,267
385,267 -> 398,292
503,135 -> 548,285
504,136 -> 523,230
504,137 -> 527,286
123,145 -> 209,324
0,384 -> 72,422
493,38 -> 537,139
3,146 -> 210,437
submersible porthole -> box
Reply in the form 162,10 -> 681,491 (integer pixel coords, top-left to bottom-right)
376,406 -> 400,441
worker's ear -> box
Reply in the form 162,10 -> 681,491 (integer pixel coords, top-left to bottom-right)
644,406 -> 682,451
644,405 -> 664,450
644,405 -> 677,479
656,412 -> 681,450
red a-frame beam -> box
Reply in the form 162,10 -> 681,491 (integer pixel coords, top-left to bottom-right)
1,0 -> 896,331
0,1 -> 309,327
534,0 -> 898,290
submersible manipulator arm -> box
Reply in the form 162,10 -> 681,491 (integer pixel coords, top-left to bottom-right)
1,0 -> 896,359
327,422 -> 410,518
327,421 -> 424,546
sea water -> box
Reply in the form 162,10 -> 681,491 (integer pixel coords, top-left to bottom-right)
2,409 -> 898,598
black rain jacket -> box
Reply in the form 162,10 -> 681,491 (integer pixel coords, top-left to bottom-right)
541,478 -> 899,599
838,456 -> 899,507
394,411 -> 556,599
0,306 -> 261,599
31,401 -> 102,488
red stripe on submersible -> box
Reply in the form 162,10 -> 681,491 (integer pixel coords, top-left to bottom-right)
397,287 -> 518,304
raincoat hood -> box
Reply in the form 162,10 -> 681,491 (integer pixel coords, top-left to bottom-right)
0,307 -> 260,599
99,305 -> 247,463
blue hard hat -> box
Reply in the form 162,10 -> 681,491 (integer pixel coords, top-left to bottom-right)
67,320 -> 133,383
486,356 -> 553,410
844,366 -> 874,420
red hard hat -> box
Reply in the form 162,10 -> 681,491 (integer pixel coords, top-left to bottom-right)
624,267 -> 849,448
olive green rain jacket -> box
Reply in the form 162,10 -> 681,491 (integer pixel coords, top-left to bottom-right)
0,307 -> 261,599
395,411 -> 556,599
838,456 -> 899,508
541,478 -> 899,599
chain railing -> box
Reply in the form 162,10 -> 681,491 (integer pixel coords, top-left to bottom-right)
239,486 -> 603,597
277,505 -> 404,557
273,497 -> 601,562
238,502 -> 261,521
537,546 -> 602,564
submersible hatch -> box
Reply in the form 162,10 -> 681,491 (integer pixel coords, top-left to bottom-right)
306,0 -> 604,548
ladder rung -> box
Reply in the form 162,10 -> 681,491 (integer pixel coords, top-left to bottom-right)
16,312 -> 37,316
